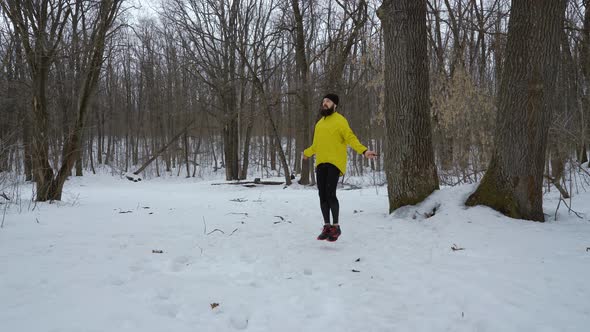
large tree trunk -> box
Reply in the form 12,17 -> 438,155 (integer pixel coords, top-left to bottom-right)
378,0 -> 439,213
466,0 -> 566,221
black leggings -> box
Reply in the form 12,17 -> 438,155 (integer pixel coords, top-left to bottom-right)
316,163 -> 340,224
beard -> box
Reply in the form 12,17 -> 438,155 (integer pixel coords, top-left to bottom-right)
320,105 -> 335,117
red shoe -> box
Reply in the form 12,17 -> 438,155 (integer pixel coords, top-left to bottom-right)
317,225 -> 332,240
327,225 -> 341,242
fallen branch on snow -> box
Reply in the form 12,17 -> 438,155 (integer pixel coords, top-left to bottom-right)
273,215 -> 292,224
451,244 -> 465,251
207,229 -> 224,235
226,213 -> 248,216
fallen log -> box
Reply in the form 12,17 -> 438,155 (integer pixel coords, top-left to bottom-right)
128,120 -> 196,180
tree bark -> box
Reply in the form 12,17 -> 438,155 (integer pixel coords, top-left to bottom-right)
465,0 -> 567,221
378,0 -> 439,213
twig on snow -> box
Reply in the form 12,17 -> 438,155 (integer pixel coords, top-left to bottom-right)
227,212 -> 248,216
451,244 -> 465,251
207,229 -> 225,235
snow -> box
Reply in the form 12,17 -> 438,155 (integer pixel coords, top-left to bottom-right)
1,174 -> 589,332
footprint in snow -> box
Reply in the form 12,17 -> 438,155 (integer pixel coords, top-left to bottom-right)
108,275 -> 126,287
229,313 -> 249,330
169,256 -> 191,272
154,287 -> 173,301
153,302 -> 180,318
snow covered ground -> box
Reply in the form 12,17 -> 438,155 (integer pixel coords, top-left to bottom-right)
1,173 -> 589,332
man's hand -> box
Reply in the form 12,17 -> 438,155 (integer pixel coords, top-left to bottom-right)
302,152 -> 309,160
363,150 -> 378,159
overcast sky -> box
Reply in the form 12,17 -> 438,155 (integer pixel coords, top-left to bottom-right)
130,0 -> 160,19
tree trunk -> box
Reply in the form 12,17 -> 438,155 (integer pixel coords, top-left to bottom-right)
75,143 -> 83,176
270,129 -> 277,171
465,0 -> 566,221
291,0 -> 312,185
31,68 -> 56,201
579,1 -> 590,165
22,94 -> 33,181
378,0 -> 439,213
183,132 -> 190,178
239,90 -> 255,180
89,128 -> 96,175
223,116 -> 240,180
96,109 -> 103,165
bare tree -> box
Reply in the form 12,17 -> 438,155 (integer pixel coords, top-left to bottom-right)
1,0 -> 72,200
1,0 -> 124,200
323,0 -> 368,94
54,0 -> 124,199
165,0 -> 242,181
237,0 -> 292,185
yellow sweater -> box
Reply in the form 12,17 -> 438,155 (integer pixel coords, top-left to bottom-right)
304,112 -> 367,175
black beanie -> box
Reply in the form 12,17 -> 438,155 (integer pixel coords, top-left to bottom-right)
323,93 -> 339,105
